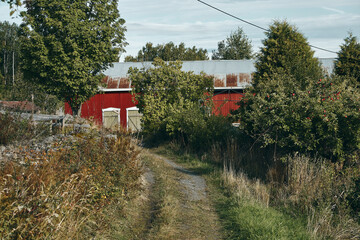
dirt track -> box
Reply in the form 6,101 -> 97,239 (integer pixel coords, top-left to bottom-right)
146,153 -> 223,240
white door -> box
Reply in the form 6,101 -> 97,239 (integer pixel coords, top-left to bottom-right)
102,108 -> 120,130
126,107 -> 142,131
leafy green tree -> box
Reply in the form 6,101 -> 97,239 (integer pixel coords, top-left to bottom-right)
253,21 -> 323,88
212,27 -> 252,60
335,33 -> 360,83
128,58 -> 213,135
125,42 -> 208,62
20,0 -> 127,116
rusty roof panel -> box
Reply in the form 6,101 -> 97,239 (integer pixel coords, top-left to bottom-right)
107,78 -> 119,88
102,76 -> 110,84
213,74 -> 226,87
118,77 -> 130,88
226,74 -> 238,87
214,78 -> 225,87
239,73 -> 251,83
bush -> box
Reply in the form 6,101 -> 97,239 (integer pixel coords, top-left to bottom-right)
165,100 -> 236,153
129,58 -> 213,135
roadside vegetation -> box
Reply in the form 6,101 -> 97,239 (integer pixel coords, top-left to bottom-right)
0,115 -> 143,239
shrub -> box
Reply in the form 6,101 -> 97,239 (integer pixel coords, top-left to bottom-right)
166,100 -> 235,153
129,58 -> 213,135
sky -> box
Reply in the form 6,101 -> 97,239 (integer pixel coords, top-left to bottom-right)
1,0 -> 359,61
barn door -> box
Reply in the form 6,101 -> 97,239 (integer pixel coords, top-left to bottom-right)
102,108 -> 120,130
126,107 -> 142,131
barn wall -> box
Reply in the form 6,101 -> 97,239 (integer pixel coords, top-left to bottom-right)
65,91 -> 243,127
213,92 -> 244,116
65,92 -> 137,128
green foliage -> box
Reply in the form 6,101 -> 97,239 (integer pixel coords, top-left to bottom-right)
166,103 -> 235,152
124,42 -> 209,62
0,21 -> 22,88
0,21 -> 60,114
233,20 -> 358,162
20,0 -> 127,116
212,27 -> 253,60
253,21 -> 323,88
129,58 -> 213,136
335,33 -> 360,83
0,130 -> 142,238
235,73 -> 360,161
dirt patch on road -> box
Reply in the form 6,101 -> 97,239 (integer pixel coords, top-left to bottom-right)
161,156 -> 207,201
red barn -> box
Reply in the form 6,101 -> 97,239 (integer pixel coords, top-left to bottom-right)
65,60 -> 254,130
65,59 -> 335,130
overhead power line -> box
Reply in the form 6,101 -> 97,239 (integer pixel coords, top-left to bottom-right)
196,0 -> 338,54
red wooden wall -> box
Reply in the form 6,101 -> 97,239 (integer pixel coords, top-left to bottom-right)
65,91 -> 244,127
212,92 -> 244,116
65,92 -> 137,128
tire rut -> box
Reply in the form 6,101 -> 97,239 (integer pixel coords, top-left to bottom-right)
151,153 -> 223,240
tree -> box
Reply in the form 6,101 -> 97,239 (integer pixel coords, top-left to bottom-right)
212,27 -> 252,60
125,42 -> 208,62
237,73 -> 360,161
0,21 -> 21,88
234,21 -> 360,162
253,21 -> 323,89
20,0 -> 127,116
335,33 -> 360,83
128,58 -> 213,135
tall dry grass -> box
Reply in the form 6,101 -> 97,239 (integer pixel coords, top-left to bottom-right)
0,129 -> 142,239
280,154 -> 360,239
210,140 -> 360,239
222,163 -> 270,207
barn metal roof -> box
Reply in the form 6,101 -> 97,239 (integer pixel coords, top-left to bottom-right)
100,59 -> 335,92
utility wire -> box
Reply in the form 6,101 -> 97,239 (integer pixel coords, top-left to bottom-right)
197,0 -> 338,54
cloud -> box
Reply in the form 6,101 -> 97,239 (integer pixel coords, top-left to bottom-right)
322,7 -> 345,14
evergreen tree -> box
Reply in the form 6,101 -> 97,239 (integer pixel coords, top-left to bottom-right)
253,21 -> 323,88
20,0 -> 127,116
335,33 -> 360,83
212,27 -> 252,60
